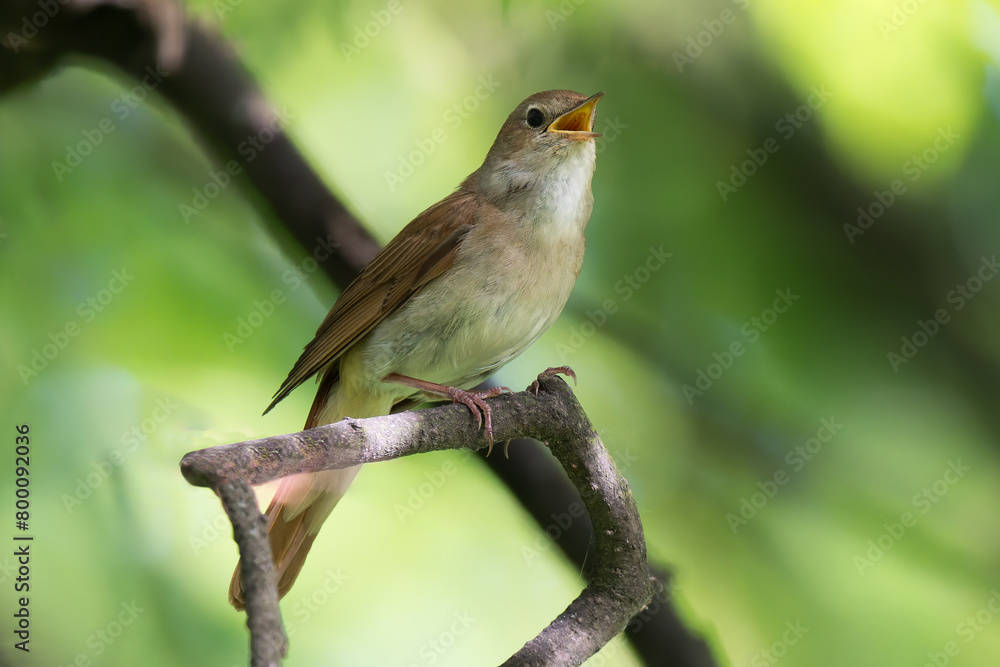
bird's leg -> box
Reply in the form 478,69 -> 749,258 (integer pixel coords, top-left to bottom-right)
528,365 -> 578,395
383,374 -> 512,454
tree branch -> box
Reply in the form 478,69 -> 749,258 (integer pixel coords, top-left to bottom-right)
215,479 -> 287,667
181,375 -> 657,666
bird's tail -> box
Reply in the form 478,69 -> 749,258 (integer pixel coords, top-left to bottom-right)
228,378 -> 388,610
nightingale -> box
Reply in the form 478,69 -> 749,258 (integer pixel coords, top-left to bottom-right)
229,89 -> 603,609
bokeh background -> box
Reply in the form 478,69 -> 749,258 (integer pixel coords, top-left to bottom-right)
3,0 -> 1000,664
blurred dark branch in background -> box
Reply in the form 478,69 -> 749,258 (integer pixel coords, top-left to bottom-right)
0,0 -> 378,285
182,376 -> 658,667
0,0 -> 718,664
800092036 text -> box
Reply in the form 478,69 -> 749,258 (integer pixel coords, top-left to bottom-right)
13,423 -> 32,653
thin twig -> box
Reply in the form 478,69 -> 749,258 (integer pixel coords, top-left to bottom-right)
216,479 -> 287,667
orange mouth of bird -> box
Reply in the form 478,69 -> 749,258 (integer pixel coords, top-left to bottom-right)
547,92 -> 604,140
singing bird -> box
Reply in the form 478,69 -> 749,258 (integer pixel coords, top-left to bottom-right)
229,90 -> 603,609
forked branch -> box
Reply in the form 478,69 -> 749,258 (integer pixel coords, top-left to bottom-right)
180,375 -> 658,667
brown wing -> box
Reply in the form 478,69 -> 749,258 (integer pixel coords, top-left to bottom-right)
264,189 -> 481,415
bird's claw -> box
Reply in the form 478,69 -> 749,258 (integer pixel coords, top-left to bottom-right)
445,386 -> 509,455
529,366 -> 578,395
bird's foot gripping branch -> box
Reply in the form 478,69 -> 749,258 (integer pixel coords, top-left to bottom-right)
180,374 -> 658,667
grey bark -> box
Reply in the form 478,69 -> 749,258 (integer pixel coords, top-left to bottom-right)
181,375 -> 658,666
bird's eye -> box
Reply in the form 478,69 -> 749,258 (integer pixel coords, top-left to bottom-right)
526,107 -> 544,128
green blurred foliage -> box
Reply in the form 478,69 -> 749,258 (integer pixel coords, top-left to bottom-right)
2,0 -> 1000,665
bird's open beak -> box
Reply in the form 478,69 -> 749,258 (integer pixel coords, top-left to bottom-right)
547,92 -> 604,140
